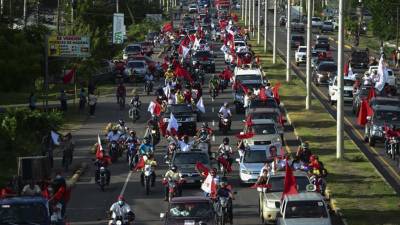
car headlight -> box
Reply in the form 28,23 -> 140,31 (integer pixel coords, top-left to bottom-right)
266,200 -> 276,208
241,169 -> 251,175
192,61 -> 197,65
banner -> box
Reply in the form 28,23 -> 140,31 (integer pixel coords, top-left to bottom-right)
48,36 -> 90,58
113,13 -> 125,44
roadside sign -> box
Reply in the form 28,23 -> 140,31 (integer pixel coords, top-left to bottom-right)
48,35 -> 91,58
113,13 -> 125,44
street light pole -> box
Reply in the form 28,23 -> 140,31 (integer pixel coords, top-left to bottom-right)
306,0 -> 312,109
248,0 -> 251,32
257,0 -> 260,44
286,0 -> 291,82
245,0 -> 247,26
23,0 -> 27,27
264,0 -> 267,52
273,0 -> 277,64
337,0 -> 344,159
241,0 -> 244,20
397,6 -> 399,49
116,0 -> 119,13
252,0 -> 255,37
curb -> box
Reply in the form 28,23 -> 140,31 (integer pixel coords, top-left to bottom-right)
67,162 -> 88,188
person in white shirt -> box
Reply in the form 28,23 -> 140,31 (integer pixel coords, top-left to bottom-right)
218,102 -> 232,130
109,195 -> 135,225
177,135 -> 195,152
21,181 -> 41,196
107,127 -> 121,142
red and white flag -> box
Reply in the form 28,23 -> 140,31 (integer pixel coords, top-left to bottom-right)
167,113 -> 179,135
201,173 -> 217,198
95,134 -> 103,160
63,69 -> 76,84
148,101 -> 162,117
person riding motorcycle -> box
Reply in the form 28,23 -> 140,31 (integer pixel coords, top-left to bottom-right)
125,130 -> 140,162
164,67 -> 175,83
216,179 -> 233,225
108,195 -> 135,225
177,135 -> 195,152
196,65 -> 205,84
218,102 -> 232,130
144,72 -> 154,92
139,137 -> 154,156
196,122 -> 212,154
116,83 -> 126,106
218,137 -> 234,166
130,95 -> 142,108
116,119 -> 128,136
165,142 -> 177,162
163,165 -> 182,201
94,152 -> 111,185
209,74 -> 220,96
140,153 -> 157,187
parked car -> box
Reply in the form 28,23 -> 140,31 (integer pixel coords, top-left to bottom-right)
295,46 -> 307,66
277,192 -> 332,225
311,17 -> 323,29
328,76 -> 356,105
291,18 -> 305,33
259,171 -> 311,224
312,61 -> 337,86
364,105 -> 400,146
163,104 -> 198,136
160,196 -> 216,225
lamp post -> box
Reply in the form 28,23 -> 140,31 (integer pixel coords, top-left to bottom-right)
286,0 -> 291,82
273,0 -> 277,64
305,0 -> 312,109
337,0 -> 344,159
264,0 -> 267,52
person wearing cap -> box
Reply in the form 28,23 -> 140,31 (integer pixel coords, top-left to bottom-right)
107,126 -> 121,143
109,195 -> 135,225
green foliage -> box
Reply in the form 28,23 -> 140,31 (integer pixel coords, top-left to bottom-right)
126,20 -> 160,42
364,0 -> 398,41
0,108 -> 64,184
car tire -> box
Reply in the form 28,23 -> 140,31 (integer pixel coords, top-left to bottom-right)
369,136 -> 375,146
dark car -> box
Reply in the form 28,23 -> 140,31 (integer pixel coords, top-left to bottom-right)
315,36 -> 330,51
171,150 -> 211,185
160,196 -> 216,225
350,50 -> 369,69
364,105 -> 400,146
233,82 -> 263,113
352,85 -> 371,115
191,50 -> 215,73
312,61 -> 337,86
290,34 -> 305,49
369,97 -> 400,110
163,104 -> 198,136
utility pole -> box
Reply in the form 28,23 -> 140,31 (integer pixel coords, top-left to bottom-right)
286,0 -> 291,82
57,0 -> 61,34
248,0 -> 251,32
44,35 -> 49,111
252,0 -> 255,37
0,0 -> 3,17
257,0 -> 260,44
273,0 -> 277,64
116,0 -> 119,13
264,0 -> 267,52
337,0 -> 344,159
23,0 -> 27,27
244,0 -> 247,25
167,0 -> 169,12
306,0 -> 312,109
241,0 -> 244,20
396,6 -> 399,49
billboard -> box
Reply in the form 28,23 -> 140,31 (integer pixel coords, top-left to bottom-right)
48,35 -> 91,58
113,13 -> 125,44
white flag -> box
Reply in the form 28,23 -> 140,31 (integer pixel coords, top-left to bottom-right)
97,134 -> 103,151
167,113 -> 179,134
196,97 -> 206,113
182,45 -> 190,58
375,56 -> 388,92
51,131 -> 60,146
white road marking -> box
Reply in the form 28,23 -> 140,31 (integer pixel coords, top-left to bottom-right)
212,120 -> 215,127
212,107 -> 214,112
119,170 -> 132,196
212,135 -> 216,142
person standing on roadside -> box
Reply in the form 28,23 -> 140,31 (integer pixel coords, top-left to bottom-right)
396,47 -> 400,68
88,91 -> 97,116
59,89 -> 67,111
28,92 -> 36,110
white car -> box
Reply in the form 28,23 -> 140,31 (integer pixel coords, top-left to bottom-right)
237,146 -> 269,183
311,17 -> 323,28
295,46 -> 307,66
188,4 -> 198,13
242,119 -> 282,150
328,76 -> 355,105
233,67 -> 264,84
122,44 -> 142,60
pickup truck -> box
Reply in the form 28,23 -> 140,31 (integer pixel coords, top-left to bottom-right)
295,46 -> 307,66
365,65 -> 396,88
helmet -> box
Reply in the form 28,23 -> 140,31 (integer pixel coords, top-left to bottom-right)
130,130 -> 136,135
219,181 -> 227,187
201,122 -> 208,129
119,119 -> 125,126
171,165 -> 178,172
301,142 -> 309,149
223,137 -> 229,144
223,102 -> 228,107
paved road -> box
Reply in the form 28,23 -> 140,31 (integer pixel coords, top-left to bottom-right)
258,7 -> 400,193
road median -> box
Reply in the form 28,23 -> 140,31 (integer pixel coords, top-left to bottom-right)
249,40 -> 400,225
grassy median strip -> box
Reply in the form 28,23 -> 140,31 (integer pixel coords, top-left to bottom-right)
249,41 -> 400,225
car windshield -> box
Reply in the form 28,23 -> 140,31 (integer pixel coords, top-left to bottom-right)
312,17 -> 321,22
299,48 -> 306,52
167,105 -> 193,113
323,22 -> 332,25
250,99 -> 278,108
125,45 -> 141,52
375,110 -> 400,122
292,36 -> 304,41
317,38 -> 328,43
169,202 -> 212,218
236,75 -> 262,82
285,200 -> 328,218
344,79 -> 355,86
0,203 -> 48,224
194,51 -> 212,57
250,112 -> 279,121
244,150 -> 268,163
250,123 -> 277,135
352,51 -> 367,58
127,61 -> 145,68
318,63 -> 337,72
235,42 -> 246,46
268,176 -> 310,192
174,153 -> 209,164
236,83 -> 262,94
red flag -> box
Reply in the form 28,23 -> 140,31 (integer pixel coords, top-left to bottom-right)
259,86 -> 268,101
357,99 -> 373,126
367,87 -> 376,102
232,14 -> 239,22
154,101 -> 162,117
217,156 -> 232,173
281,161 -> 298,200
134,156 -> 145,171
63,69 -> 75,84
95,135 -> 103,160
175,64 -> 194,84
256,56 -> 260,65
210,178 -> 217,199
236,132 -> 255,139
162,22 -> 173,33
245,115 -> 254,126
195,162 -> 210,177
272,82 -> 281,104
159,119 -> 167,137
278,114 -> 285,126
238,82 -> 249,95
250,183 -> 272,189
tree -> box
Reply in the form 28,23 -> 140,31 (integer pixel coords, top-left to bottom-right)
364,0 -> 398,41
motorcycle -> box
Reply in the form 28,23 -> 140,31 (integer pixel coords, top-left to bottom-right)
143,164 -> 154,195
129,100 -> 141,123
111,215 -> 134,225
166,179 -> 184,202
219,115 -> 230,135
147,126 -> 161,146
218,151 -> 231,176
210,86 -> 218,100
127,143 -> 138,170
216,197 -> 230,225
386,136 -> 400,160
99,166 -> 108,191
109,141 -> 119,163
145,80 -> 153,95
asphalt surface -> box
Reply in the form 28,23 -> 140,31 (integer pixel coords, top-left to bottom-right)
259,7 -> 400,193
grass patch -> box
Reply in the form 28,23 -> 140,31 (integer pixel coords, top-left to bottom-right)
250,41 -> 400,225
